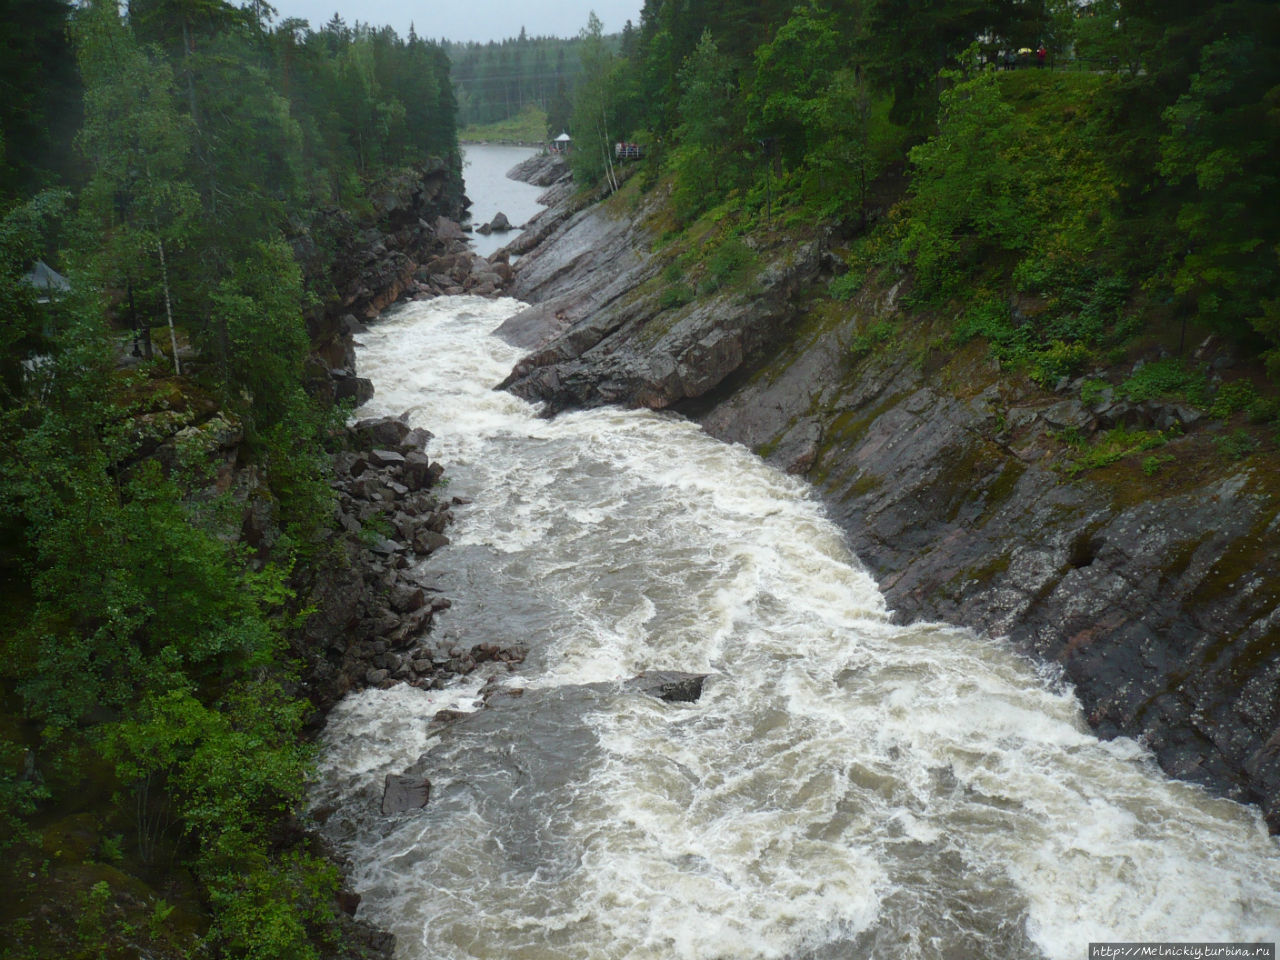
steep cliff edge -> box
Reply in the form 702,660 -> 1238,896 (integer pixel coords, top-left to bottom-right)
501,173 -> 1280,830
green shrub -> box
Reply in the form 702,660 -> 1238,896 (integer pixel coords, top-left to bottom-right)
829,270 -> 865,301
1213,429 -> 1258,460
1120,357 -> 1208,405
704,238 -> 757,291
1063,426 -> 1173,475
848,320 -> 896,360
1030,340 -> 1092,387
658,283 -> 694,311
1246,395 -> 1280,423
1079,378 -> 1108,405
1209,379 -> 1258,419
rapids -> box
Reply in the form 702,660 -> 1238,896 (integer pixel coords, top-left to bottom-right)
312,297 -> 1280,959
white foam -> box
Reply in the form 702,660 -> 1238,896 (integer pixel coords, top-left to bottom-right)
314,296 -> 1280,960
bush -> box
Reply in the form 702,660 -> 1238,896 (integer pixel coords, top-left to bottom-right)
830,270 -> 865,301
658,283 -> 694,311
1030,340 -> 1092,387
1120,357 -> 1208,405
1209,379 -> 1258,419
704,238 -> 757,291
1213,429 -> 1258,460
848,320 -> 896,360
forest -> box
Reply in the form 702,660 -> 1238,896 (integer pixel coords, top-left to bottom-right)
446,29 -> 626,134
562,0 -> 1280,415
0,1 -> 457,956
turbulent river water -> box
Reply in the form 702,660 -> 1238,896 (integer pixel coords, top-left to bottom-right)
311,297 -> 1280,959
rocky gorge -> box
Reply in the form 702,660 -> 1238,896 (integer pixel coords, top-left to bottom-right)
489,153 -> 1280,831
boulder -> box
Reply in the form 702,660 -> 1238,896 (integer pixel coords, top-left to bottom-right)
381,774 -> 431,814
353,416 -> 410,448
413,530 -> 450,555
402,450 -> 435,490
632,671 -> 709,703
401,427 -> 434,452
488,212 -> 513,232
390,584 -> 426,614
332,371 -> 374,405
434,216 -> 467,241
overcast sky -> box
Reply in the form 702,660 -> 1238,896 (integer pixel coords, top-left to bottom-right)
272,0 -> 644,43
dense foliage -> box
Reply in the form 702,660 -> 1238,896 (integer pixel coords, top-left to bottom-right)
446,29 -> 613,135
0,1 -> 458,957
563,0 -> 1280,380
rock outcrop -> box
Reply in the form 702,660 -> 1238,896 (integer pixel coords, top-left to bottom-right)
296,157 -> 515,406
296,413 -> 526,715
500,172 -> 1280,830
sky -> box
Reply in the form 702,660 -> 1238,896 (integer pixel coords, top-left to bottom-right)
272,0 -> 644,43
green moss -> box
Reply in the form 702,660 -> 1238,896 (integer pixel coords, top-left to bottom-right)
951,550 -> 1013,590
1187,503 -> 1280,610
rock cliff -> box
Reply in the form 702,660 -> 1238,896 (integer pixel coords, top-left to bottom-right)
500,170 -> 1280,830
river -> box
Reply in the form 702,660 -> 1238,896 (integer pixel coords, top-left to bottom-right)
461,144 -> 546,259
312,296 -> 1280,958
310,148 -> 1280,958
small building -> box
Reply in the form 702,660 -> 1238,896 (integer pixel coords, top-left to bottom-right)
549,131 -> 572,154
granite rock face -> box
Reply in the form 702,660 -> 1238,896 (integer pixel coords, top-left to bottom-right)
503,175 -> 1280,830
498,178 -> 824,415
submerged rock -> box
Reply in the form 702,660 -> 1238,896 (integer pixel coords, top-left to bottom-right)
381,774 -> 431,814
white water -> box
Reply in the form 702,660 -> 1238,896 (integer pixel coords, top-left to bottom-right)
313,297 -> 1280,960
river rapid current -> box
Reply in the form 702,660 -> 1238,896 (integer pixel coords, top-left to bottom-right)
312,297 -> 1280,959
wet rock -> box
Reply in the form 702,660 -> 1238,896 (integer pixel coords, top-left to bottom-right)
368,537 -> 403,556
632,671 -> 709,703
432,709 -> 470,723
380,774 -> 431,814
353,416 -> 411,448
390,584 -> 426,614
332,371 -> 374,405
401,427 -> 434,452
414,530 -> 451,555
402,451 -> 435,490
434,216 -> 466,241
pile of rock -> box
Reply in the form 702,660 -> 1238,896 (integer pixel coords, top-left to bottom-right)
409,238 -> 514,299
300,413 -> 525,712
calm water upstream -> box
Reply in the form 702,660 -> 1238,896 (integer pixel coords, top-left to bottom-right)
461,144 -> 545,258
311,296 -> 1280,960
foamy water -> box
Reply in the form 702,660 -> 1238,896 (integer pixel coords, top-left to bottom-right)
312,297 -> 1280,959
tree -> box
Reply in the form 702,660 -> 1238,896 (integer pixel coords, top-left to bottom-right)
0,0 -> 81,199
861,0 -> 1046,133
570,12 -> 619,188
670,29 -> 736,214
75,0 -> 199,374
1157,32 -> 1280,362
745,3 -> 843,167
899,60 -> 1029,293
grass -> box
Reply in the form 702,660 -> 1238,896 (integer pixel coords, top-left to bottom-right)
1058,425 -> 1177,476
460,103 -> 548,142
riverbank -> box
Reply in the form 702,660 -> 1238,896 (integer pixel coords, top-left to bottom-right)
497,159 -> 1280,831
